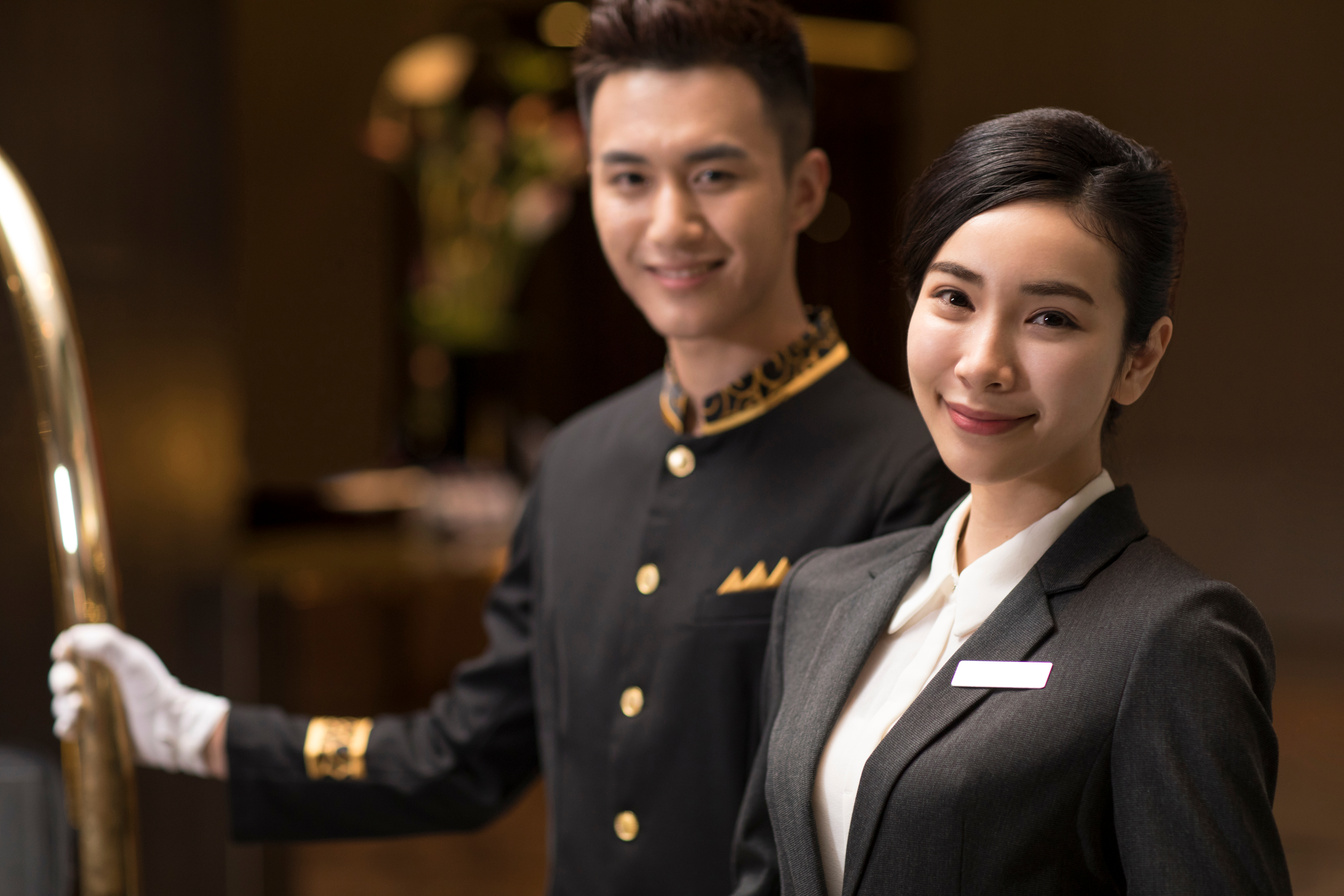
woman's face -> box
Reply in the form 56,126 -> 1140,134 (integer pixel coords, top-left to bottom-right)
907,200 -> 1166,494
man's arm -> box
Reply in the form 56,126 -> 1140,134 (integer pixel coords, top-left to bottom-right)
52,488 -> 546,841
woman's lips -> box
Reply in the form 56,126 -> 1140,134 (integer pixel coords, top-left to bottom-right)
944,401 -> 1032,436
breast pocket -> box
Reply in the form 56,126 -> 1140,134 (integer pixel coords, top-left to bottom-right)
694,587 -> 777,624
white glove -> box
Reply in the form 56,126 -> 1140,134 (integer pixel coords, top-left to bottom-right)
49,623 -> 230,777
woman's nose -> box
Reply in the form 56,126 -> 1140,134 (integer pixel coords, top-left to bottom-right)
955,323 -> 1017,391
646,183 -> 705,247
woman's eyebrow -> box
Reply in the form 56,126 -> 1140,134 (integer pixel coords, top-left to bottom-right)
927,261 -> 982,284
1021,280 -> 1095,304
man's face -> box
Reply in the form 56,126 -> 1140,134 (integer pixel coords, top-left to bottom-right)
588,66 -> 819,345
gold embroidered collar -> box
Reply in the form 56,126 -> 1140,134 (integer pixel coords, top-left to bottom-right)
659,306 -> 850,436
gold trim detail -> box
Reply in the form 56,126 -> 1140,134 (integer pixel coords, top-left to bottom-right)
659,306 -> 849,436
303,716 -> 374,781
699,342 -> 848,436
717,557 -> 791,594
659,389 -> 686,434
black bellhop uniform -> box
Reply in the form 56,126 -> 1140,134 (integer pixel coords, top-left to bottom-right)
226,311 -> 964,895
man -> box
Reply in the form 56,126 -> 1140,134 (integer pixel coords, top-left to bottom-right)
50,1 -> 963,893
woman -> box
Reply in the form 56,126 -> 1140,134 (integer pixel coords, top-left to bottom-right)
731,109 -> 1290,895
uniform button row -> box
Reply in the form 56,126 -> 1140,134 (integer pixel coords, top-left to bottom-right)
665,445 -> 695,478
620,686 -> 644,717
614,810 -> 640,841
636,563 -> 660,595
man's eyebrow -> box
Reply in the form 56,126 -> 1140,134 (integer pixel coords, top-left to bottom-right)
927,261 -> 982,284
598,150 -> 648,165
1021,280 -> 1095,304
684,143 -> 748,164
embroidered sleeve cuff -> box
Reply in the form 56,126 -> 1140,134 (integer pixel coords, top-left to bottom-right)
303,716 -> 374,781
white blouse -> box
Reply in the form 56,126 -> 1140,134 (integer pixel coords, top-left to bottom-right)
812,471 -> 1116,896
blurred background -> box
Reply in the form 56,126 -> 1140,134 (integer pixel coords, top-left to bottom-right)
0,0 -> 1339,893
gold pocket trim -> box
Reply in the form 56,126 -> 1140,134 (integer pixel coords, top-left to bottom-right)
717,558 -> 790,594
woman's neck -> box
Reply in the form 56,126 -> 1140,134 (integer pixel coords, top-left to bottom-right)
957,465 -> 1103,571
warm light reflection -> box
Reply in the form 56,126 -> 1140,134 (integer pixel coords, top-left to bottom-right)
538,2 -> 590,48
54,464 -> 79,554
0,156 -> 59,318
796,15 -> 916,72
385,35 -> 477,107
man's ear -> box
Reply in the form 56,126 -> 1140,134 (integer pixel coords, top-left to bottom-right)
789,147 -> 831,233
1113,315 -> 1173,406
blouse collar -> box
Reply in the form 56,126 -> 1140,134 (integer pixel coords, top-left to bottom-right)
889,470 -> 1116,637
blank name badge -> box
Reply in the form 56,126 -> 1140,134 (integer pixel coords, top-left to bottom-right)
951,660 -> 1053,689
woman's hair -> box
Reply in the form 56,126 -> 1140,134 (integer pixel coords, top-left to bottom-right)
572,0 -> 814,170
899,108 -> 1186,353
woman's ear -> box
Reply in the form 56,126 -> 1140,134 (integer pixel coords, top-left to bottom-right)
789,147 -> 831,233
1113,315 -> 1174,406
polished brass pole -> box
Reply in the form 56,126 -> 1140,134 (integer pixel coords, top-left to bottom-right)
0,148 -> 140,896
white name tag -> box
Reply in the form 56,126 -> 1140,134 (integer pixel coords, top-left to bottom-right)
951,660 -> 1053,689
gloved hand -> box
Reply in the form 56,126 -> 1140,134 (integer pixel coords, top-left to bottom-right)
49,623 -> 230,777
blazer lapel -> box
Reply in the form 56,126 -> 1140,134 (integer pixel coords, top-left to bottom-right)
771,531 -> 938,896
839,487 -> 1148,896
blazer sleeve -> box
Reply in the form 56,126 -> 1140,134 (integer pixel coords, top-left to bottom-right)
226,488 -> 543,841
1110,581 -> 1291,894
871,441 -> 965,538
730,554 -> 804,896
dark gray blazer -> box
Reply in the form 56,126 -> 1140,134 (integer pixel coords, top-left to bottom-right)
732,487 -> 1290,895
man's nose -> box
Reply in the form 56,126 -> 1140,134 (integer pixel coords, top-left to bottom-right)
646,183 -> 705,247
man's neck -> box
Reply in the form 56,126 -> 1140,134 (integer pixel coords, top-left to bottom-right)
666,303 -> 811,434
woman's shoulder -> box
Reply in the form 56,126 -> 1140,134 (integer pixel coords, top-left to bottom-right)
1075,532 -> 1274,667
782,525 -> 937,609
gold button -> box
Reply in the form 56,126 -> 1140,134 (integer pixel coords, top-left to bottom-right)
620,686 -> 645,717
636,564 -> 660,595
665,445 -> 696,478
614,810 -> 640,842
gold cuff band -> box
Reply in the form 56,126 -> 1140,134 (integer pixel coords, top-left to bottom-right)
303,716 -> 374,781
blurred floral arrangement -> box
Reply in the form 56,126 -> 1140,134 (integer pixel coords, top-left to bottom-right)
362,5 -> 589,456
365,27 -> 586,353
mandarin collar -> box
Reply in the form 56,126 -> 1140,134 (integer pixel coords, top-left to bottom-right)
659,306 -> 849,436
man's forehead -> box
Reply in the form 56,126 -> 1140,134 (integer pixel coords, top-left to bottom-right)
588,65 -> 777,159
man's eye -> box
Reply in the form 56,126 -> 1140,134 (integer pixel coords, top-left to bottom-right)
695,169 -> 737,186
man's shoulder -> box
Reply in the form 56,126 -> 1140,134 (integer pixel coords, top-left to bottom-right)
795,358 -> 926,433
537,371 -> 664,470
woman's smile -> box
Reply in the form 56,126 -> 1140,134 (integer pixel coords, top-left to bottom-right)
907,199 -> 1131,497
943,400 -> 1034,436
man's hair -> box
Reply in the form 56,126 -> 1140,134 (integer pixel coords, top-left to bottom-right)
572,0 -> 815,169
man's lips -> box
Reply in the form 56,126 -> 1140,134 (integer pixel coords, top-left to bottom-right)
644,259 -> 725,287
944,400 -> 1033,436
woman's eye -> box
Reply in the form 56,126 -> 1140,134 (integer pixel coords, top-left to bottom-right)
1031,310 -> 1076,329
933,288 -> 971,308
610,171 -> 646,188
